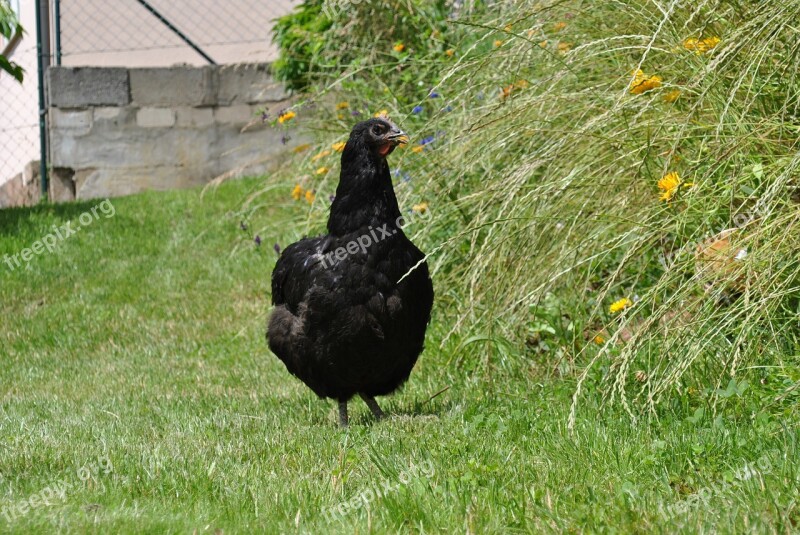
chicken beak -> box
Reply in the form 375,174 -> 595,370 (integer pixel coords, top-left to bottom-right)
387,128 -> 409,146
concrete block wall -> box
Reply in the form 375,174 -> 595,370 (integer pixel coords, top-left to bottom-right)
46,63 -> 297,200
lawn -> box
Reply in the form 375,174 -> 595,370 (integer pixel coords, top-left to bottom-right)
0,177 -> 798,534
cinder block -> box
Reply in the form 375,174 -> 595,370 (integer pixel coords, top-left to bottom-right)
75,166 -> 212,200
50,109 -> 92,134
94,107 -> 123,120
217,63 -> 289,105
214,104 -> 254,125
49,167 -> 76,203
176,107 -> 214,127
48,67 -> 130,107
137,107 -> 176,128
130,66 -> 217,107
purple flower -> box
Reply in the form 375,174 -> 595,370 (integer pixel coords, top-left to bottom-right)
412,105 -> 424,114
273,243 -> 281,254
443,105 -> 453,113
420,136 -> 435,146
351,110 -> 361,117
261,111 -> 269,121
254,235 -> 262,246
429,91 -> 441,98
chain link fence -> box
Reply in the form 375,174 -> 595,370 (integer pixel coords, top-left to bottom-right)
2,0 -> 298,197
58,0 -> 299,67
0,41 -> 41,192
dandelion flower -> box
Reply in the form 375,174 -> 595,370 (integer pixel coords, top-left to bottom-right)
374,109 -> 389,118
293,143 -> 311,153
553,21 -> 567,32
504,24 -> 513,32
291,184 -> 304,200
609,298 -> 633,314
412,202 -> 429,214
412,146 -> 424,153
557,41 -> 572,53
305,190 -> 315,204
393,42 -> 405,53
663,89 -> 681,103
494,39 -> 504,47
335,101 -> 349,110
278,110 -> 296,124
657,171 -> 682,201
445,49 -> 455,57
312,150 -> 331,162
594,335 -> 605,345
629,69 -> 662,95
539,40 -> 548,48
315,167 -> 330,175
332,141 -> 346,152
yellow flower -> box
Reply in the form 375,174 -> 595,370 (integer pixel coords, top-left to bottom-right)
291,184 -> 304,201
699,36 -> 721,52
504,24 -> 513,32
629,69 -> 662,95
412,202 -> 429,214
315,167 -> 330,175
412,146 -> 424,153
332,141 -> 346,152
553,21 -> 567,32
292,143 -> 311,153
684,36 -> 720,53
305,190 -> 315,204
278,110 -> 296,124
393,42 -> 405,53
335,101 -> 349,110
657,171 -> 682,201
557,41 -> 572,53
539,40 -> 548,48
445,48 -> 455,57
374,109 -> 389,118
663,89 -> 681,103
594,335 -> 605,345
312,150 -> 331,162
494,39 -> 504,47
609,298 -> 633,314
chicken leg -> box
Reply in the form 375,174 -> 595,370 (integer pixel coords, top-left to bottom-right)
360,394 -> 385,421
338,401 -> 348,428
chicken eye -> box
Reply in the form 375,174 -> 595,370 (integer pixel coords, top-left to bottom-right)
372,125 -> 383,135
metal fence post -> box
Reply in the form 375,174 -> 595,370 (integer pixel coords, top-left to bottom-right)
35,0 -> 50,201
53,0 -> 62,65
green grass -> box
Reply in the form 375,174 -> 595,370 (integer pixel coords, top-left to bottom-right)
1,178 -> 799,533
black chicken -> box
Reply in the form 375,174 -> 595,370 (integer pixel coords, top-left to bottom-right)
268,117 -> 434,427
